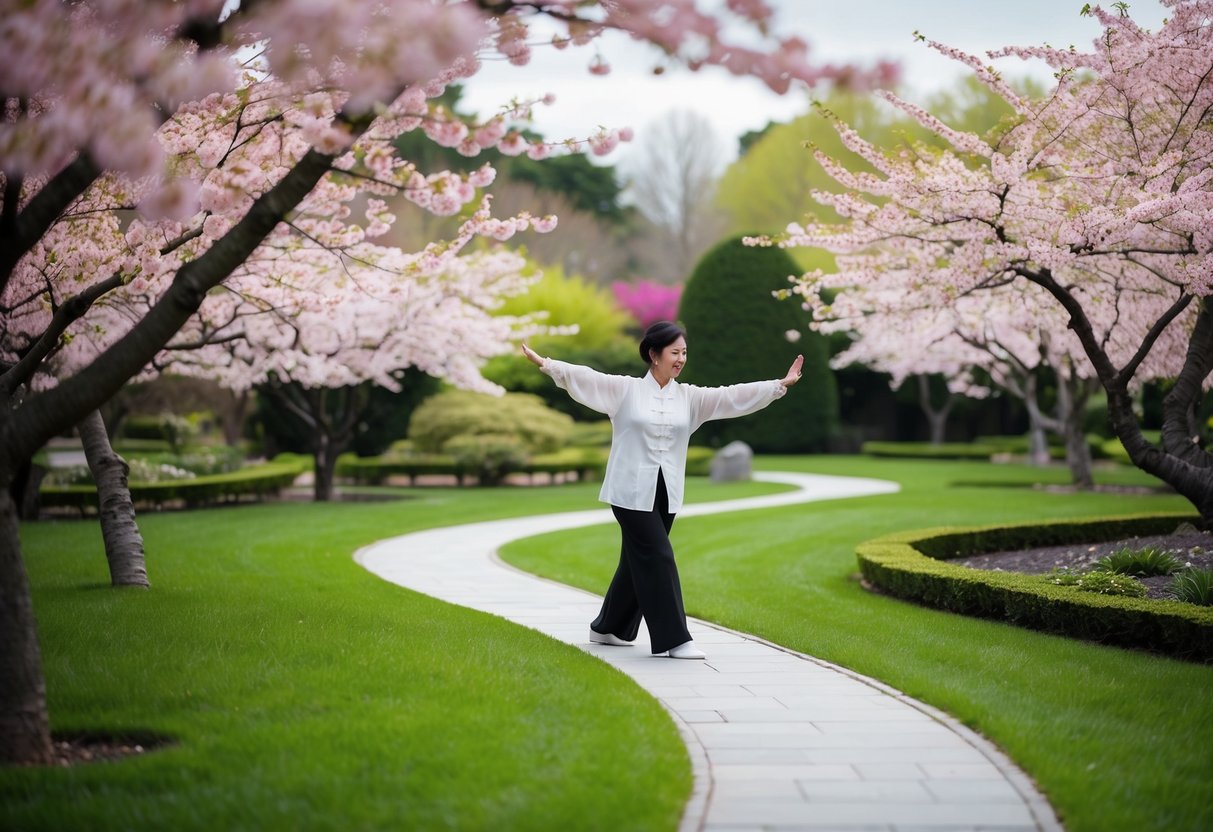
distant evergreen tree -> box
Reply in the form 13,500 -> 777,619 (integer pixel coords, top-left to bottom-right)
678,236 -> 837,452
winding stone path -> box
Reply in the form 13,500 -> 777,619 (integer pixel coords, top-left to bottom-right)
354,472 -> 1062,832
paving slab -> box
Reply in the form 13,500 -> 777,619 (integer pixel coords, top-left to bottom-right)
355,471 -> 1062,832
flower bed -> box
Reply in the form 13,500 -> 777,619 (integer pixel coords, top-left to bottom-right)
856,513 -> 1213,661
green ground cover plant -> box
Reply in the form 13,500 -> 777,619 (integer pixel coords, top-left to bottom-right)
1170,567 -> 1213,606
501,456 -> 1212,832
1052,568 -> 1149,597
5,477 -> 788,831
1095,546 -> 1183,577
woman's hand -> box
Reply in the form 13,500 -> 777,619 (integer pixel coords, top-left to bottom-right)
521,343 -> 544,367
781,354 -> 804,388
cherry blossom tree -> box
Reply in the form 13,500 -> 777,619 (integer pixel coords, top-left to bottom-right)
0,0 -> 893,766
160,205 -> 550,501
765,0 -> 1211,514
818,279 -> 1103,484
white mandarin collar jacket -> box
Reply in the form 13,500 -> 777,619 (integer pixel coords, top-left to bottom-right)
542,359 -> 786,512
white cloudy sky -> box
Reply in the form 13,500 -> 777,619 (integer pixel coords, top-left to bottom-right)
459,0 -> 1169,166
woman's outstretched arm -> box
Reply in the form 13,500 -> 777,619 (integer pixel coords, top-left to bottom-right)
688,354 -> 803,430
522,343 -> 630,417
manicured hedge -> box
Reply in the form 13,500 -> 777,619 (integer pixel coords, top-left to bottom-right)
335,448 -> 609,486
335,445 -> 716,485
861,441 -> 998,460
678,235 -> 838,453
856,513 -> 1213,662
40,462 -> 306,514
974,435 -> 1067,460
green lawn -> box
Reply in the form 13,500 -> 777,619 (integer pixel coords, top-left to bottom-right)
501,456 -> 1213,832
3,477 -> 789,832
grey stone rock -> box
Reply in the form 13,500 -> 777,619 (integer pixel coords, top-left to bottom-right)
710,441 -> 753,483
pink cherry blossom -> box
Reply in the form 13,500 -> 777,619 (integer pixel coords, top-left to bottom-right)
763,0 -> 1213,503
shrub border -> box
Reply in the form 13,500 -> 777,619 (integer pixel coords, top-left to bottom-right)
861,441 -> 998,460
335,447 -> 715,486
856,513 -> 1213,662
334,450 -> 606,486
40,462 -> 305,513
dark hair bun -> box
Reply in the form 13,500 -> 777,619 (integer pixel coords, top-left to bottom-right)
638,320 -> 687,364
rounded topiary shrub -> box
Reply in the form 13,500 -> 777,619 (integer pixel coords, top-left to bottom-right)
407,390 -> 574,454
677,235 -> 838,452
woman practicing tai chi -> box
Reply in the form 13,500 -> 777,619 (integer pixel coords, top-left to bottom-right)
522,321 -> 803,659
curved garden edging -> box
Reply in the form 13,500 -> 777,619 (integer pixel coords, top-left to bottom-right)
856,513 -> 1213,662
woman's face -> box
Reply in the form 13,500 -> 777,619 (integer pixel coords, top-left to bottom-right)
654,336 -> 687,378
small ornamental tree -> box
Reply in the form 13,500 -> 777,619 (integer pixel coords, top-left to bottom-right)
679,236 -> 837,452
767,1 -> 1212,512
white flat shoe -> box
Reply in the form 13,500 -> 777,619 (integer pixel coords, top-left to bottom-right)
666,641 -> 706,660
589,629 -> 632,646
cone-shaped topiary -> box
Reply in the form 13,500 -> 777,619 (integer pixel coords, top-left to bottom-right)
677,235 -> 837,452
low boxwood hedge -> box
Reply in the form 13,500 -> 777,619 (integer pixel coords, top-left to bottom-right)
856,513 -> 1212,662
335,445 -> 715,486
335,448 -> 609,486
861,441 -> 998,460
40,462 -> 306,514
974,435 -> 1066,460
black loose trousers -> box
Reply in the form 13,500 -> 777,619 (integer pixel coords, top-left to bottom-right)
590,470 -> 691,654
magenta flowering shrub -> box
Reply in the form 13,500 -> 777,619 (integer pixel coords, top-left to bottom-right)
612,280 -> 683,329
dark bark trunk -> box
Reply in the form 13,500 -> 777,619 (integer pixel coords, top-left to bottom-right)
1161,302 -> 1213,469
308,386 -> 365,502
0,154 -> 101,298
313,432 -> 338,502
78,411 -> 149,588
1026,269 -> 1213,521
0,485 -> 53,765
10,457 -> 46,521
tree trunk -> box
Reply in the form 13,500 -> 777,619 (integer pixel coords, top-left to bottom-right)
308,386 -> 365,502
0,485 -> 53,765
1056,372 -> 1095,490
1027,423 -> 1051,467
1020,374 -> 1053,467
78,410 -> 149,588
1062,413 -> 1094,489
313,431 -> 338,502
10,456 -> 47,521
221,389 -> 249,447
1026,270 -> 1213,521
916,375 -> 954,445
